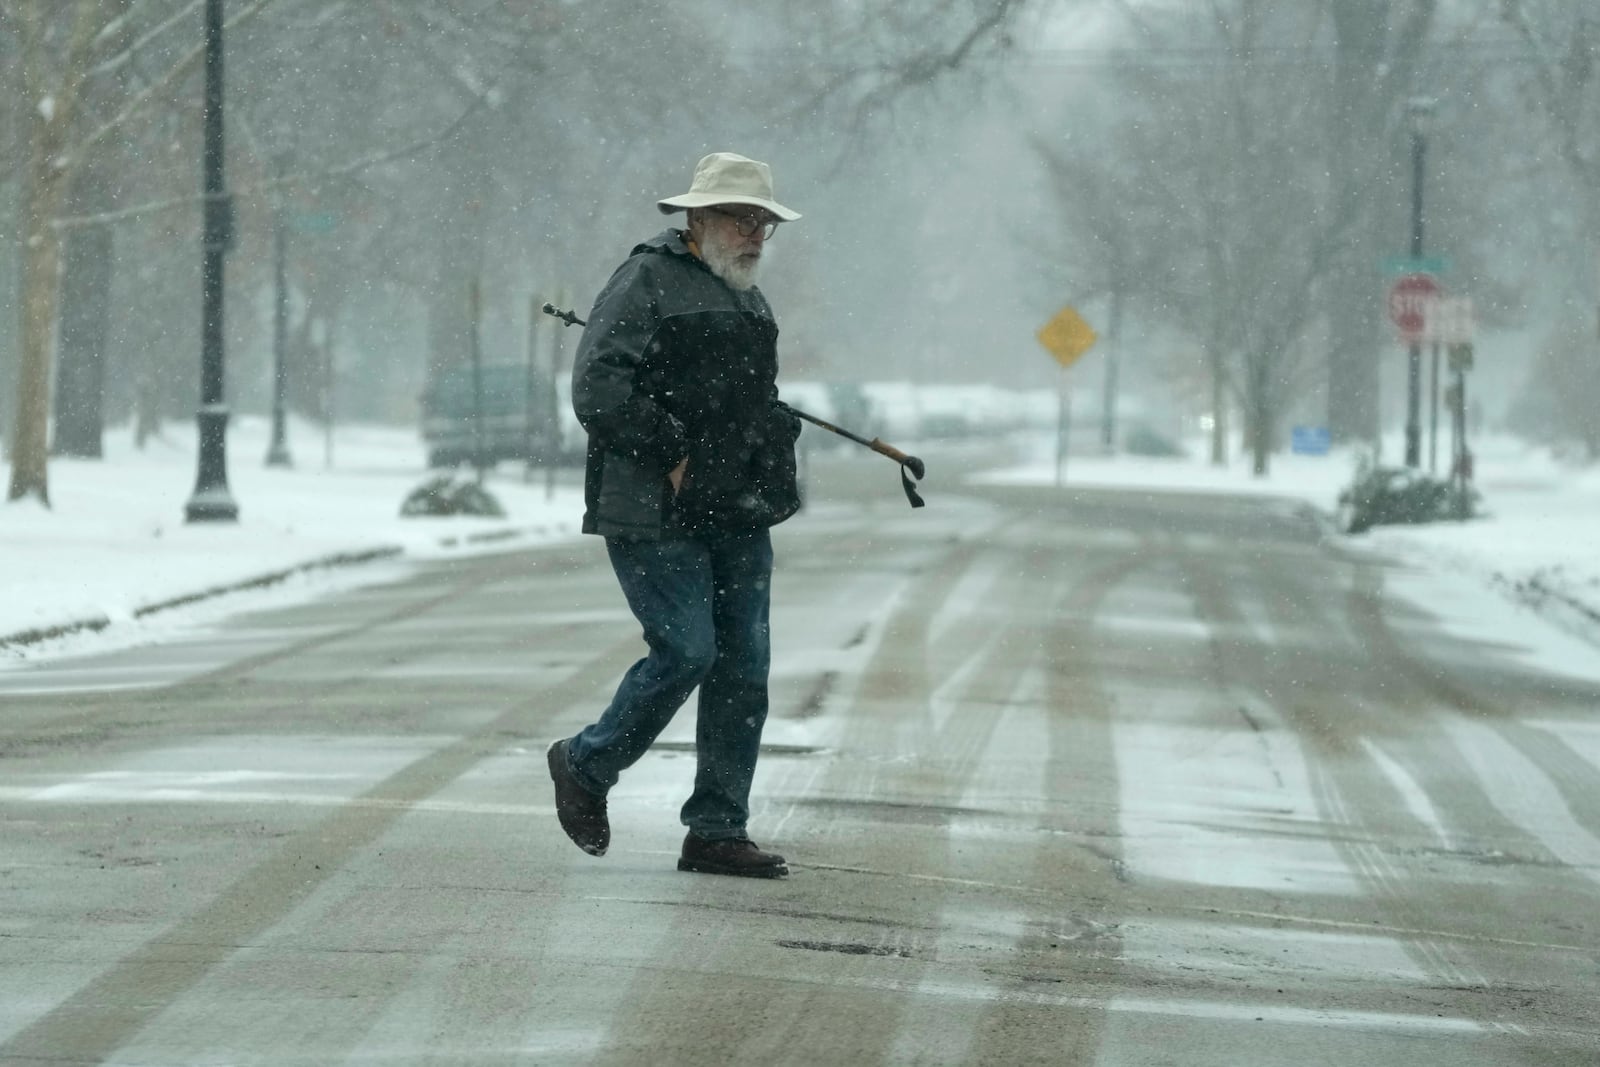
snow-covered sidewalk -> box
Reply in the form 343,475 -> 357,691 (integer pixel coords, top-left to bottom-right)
3,417 -> 1596,664
976,430 -> 1600,651
1,418 -> 585,659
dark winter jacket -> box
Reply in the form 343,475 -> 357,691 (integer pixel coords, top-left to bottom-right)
572,229 -> 802,539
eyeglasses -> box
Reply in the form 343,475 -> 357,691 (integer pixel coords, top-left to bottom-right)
706,206 -> 779,240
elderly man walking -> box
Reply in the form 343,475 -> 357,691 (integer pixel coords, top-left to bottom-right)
546,152 -> 804,878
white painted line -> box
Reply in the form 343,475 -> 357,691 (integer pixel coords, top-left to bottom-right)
1530,719 -> 1600,776
1106,996 -> 1483,1033
1360,737 -> 1454,849
1445,716 -> 1600,885
0,784 -> 552,817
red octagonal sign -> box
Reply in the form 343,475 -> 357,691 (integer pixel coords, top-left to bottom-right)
1387,272 -> 1440,339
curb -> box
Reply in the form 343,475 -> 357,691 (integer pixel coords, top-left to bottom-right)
0,546 -> 404,653
0,523 -> 566,654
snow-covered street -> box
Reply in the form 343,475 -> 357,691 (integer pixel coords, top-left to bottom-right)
8,2 -> 1600,1061
2,436 -> 1598,1062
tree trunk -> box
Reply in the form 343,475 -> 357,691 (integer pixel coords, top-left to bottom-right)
1246,363 -> 1273,477
51,0 -> 133,461
425,127 -> 491,377
9,0 -> 102,503
8,135 -> 70,504
1250,416 -> 1271,476
1326,261 -> 1383,445
1209,349 -> 1229,466
133,353 -> 162,449
52,215 -> 113,459
1324,0 -> 1389,447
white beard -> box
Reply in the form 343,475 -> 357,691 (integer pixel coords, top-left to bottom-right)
699,229 -> 762,291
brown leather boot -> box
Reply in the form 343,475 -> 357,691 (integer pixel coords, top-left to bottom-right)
547,740 -> 608,856
677,832 -> 788,878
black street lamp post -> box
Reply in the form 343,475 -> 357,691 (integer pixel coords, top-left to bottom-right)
265,152 -> 292,468
185,0 -> 239,521
1403,97 -> 1433,470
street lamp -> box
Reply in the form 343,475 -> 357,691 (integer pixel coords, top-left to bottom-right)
185,0 -> 239,521
1403,96 -> 1434,470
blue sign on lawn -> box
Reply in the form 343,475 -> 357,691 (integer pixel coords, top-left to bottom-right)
1291,426 -> 1331,456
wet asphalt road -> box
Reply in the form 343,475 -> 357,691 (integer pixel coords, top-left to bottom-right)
2,447 -> 1599,1065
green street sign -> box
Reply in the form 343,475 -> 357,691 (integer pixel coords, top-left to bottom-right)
1381,255 -> 1449,277
291,212 -> 337,235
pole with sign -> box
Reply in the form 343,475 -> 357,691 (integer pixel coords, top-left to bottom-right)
1387,271 -> 1439,468
1430,296 -> 1477,513
1036,306 -> 1098,487
1425,295 -> 1469,474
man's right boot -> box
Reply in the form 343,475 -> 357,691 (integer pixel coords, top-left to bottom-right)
546,739 -> 609,856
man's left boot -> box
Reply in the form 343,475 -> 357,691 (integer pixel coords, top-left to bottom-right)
677,832 -> 788,878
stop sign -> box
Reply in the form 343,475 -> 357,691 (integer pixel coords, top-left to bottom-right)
1388,273 -> 1440,339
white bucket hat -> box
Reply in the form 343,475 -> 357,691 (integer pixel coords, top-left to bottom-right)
657,152 -> 801,221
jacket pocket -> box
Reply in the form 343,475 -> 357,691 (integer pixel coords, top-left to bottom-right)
597,451 -> 670,531
674,426 -> 799,531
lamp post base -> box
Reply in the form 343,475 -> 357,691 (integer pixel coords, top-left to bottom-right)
185,487 -> 240,522
185,407 -> 239,522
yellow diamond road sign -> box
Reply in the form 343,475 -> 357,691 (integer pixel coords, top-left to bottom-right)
1037,306 -> 1097,369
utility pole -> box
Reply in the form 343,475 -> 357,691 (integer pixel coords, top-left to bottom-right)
185,0 -> 238,521
265,152 -> 292,468
1101,283 -> 1124,454
469,278 -> 486,484
1403,97 -> 1433,470
545,286 -> 570,501
531,292 -> 550,483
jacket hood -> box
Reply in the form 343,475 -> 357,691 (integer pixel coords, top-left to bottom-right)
631,228 -> 699,260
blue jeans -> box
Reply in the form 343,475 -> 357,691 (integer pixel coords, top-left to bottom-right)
566,529 -> 774,840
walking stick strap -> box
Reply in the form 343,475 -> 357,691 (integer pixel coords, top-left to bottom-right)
900,465 -> 925,508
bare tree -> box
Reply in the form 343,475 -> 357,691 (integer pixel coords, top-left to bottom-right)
779,0 -> 1033,130
9,2 -> 103,504
51,0 -> 136,459
1499,2 -> 1600,457
1040,3 -> 1338,473
5,0 -> 276,505
1321,0 -> 1439,446
1029,0 -> 1450,473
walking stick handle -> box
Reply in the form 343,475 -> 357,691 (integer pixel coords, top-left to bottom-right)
776,402 -> 926,505
870,439 -> 925,480
541,303 -> 587,328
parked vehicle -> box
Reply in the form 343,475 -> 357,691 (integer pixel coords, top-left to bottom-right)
420,363 -> 572,469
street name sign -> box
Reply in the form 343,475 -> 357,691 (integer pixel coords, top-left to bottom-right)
1381,255 -> 1449,277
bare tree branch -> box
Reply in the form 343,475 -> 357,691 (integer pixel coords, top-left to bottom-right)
787,0 -> 1030,129
52,90 -> 489,230
87,0 -> 201,78
68,0 -> 277,165
1500,0 -> 1593,173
